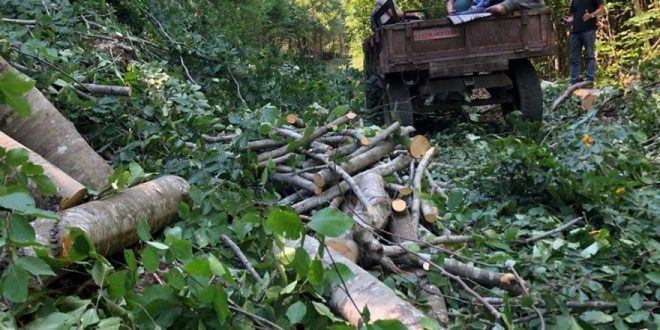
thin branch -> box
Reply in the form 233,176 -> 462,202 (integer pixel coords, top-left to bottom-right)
524,217 -> 582,244
510,266 -> 545,330
220,234 -> 263,283
229,301 -> 285,330
179,55 -> 198,84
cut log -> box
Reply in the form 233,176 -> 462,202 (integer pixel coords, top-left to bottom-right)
325,233 -> 360,264
201,133 -> 238,143
258,112 -> 357,162
0,57 -> 112,189
550,81 -> 591,112
384,183 -> 413,196
286,113 -> 304,128
411,148 -> 437,230
29,175 -> 189,257
313,140 -> 395,188
419,283 -> 449,324
0,132 -> 87,209
409,135 -> 431,159
573,88 -> 599,111
420,200 -> 438,223
389,208 -> 417,244
443,259 -> 525,296
270,172 -> 322,195
287,236 -> 425,329
293,154 -> 412,214
391,199 -> 407,213
247,139 -> 285,151
81,84 -> 131,96
354,172 -> 391,229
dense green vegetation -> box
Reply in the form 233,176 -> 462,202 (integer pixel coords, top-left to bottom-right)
0,0 -> 658,329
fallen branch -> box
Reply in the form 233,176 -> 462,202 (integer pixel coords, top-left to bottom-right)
524,217 -> 582,244
1,18 -> 36,25
550,82 -> 591,112
201,133 -> 238,143
566,301 -> 658,309
411,147 -> 437,231
443,259 -> 525,296
270,172 -> 322,195
220,234 -> 263,282
384,183 -> 413,196
313,141 -> 395,188
81,83 -> 131,96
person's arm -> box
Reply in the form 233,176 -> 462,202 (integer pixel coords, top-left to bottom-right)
583,3 -> 605,21
447,0 -> 454,14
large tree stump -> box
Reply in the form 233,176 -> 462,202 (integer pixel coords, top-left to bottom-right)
0,57 -> 112,189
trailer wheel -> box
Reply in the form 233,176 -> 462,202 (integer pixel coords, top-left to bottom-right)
507,59 -> 544,122
385,77 -> 414,126
365,74 -> 385,113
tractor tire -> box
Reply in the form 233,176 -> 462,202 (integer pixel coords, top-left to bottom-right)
384,76 -> 414,126
506,59 -> 544,122
365,74 -> 385,112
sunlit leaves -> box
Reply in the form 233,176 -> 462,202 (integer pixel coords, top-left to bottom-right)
308,207 -> 354,237
0,69 -> 34,117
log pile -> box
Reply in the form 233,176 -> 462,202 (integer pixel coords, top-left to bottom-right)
204,112 -> 529,327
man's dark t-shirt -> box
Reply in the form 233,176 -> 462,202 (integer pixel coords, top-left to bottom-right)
570,0 -> 603,34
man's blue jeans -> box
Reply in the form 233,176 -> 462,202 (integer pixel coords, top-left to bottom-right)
570,30 -> 596,84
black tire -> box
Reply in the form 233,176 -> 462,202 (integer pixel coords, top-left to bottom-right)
506,59 -> 544,122
384,76 -> 414,126
365,74 -> 385,112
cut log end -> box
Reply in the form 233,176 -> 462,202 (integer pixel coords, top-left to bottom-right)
313,173 -> 326,188
410,135 -> 431,159
59,188 -> 88,210
286,113 -> 298,125
392,199 -> 407,213
314,186 -> 323,195
346,112 -> 357,120
399,186 -> 413,196
359,137 -> 370,146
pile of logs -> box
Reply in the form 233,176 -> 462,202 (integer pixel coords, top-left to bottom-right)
202,112 -> 528,328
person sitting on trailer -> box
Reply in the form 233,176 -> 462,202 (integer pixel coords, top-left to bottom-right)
373,0 -> 404,27
485,0 -> 546,14
447,0 -> 474,14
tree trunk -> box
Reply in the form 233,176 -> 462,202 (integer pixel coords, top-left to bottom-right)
0,132 -> 87,210
29,175 -> 189,257
0,57 -> 113,189
289,236 -> 425,329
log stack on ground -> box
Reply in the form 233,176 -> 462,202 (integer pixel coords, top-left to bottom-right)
199,112 -> 525,325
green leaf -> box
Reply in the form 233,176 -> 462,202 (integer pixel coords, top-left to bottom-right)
628,293 -> 643,310
371,319 -> 408,330
136,219 -> 151,242
21,162 -> 44,176
97,317 -> 122,330
266,208 -> 303,240
308,208 -> 354,237
65,227 -> 96,261
308,259 -> 324,285
183,258 -> 212,277
107,270 -> 130,299
25,312 -> 70,330
281,280 -> 297,294
81,309 -> 100,328
214,286 -> 229,325
644,272 -> 660,285
13,256 -> 55,276
1,264 -> 29,303
8,214 -> 35,244
31,175 -> 58,196
208,254 -> 227,277
91,259 -> 112,287
170,239 -> 193,263
0,192 -> 35,212
292,247 -> 310,277
624,310 -> 649,323
6,148 -> 29,166
580,311 -> 613,324
324,262 -> 355,285
286,301 -> 307,324
142,246 -> 160,272
312,301 -> 343,322
580,242 -> 599,259
0,70 -> 34,118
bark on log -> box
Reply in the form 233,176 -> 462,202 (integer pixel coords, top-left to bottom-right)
419,283 -> 449,324
411,148 -> 437,231
81,84 -> 131,96
247,139 -> 285,151
202,133 -> 238,143
0,57 -> 112,189
384,183 -> 413,196
29,175 -> 189,257
313,141 -> 395,188
293,154 -> 412,214
443,259 -> 525,296
420,200 -> 438,223
279,190 -> 308,205
353,172 -> 391,229
389,208 -> 418,244
285,113 -> 304,128
270,172 -> 322,195
289,236 -> 426,329
0,132 -> 87,209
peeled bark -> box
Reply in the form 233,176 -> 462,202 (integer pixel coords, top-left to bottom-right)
30,175 -> 189,257
385,183 -> 413,197
0,57 -> 112,189
0,132 -> 87,209
289,236 -> 425,329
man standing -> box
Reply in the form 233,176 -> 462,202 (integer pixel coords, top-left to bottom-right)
565,0 -> 606,86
